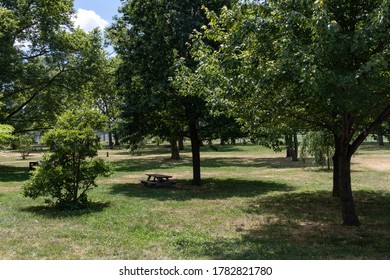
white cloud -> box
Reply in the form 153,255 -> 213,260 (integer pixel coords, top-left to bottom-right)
73,9 -> 109,32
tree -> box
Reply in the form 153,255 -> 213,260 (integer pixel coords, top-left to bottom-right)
187,0 -> 390,226
109,0 -> 237,185
22,108 -> 111,209
0,124 -> 13,147
301,131 -> 335,170
89,54 -> 124,149
13,134 -> 32,159
1,1 -> 106,132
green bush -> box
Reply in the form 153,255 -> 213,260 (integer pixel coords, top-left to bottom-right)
22,108 -> 112,209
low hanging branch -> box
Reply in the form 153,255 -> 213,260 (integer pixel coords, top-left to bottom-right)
4,69 -> 65,121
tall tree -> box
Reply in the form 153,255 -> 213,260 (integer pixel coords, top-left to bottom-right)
109,0 -> 237,185
186,0 -> 389,225
1,1 -> 105,132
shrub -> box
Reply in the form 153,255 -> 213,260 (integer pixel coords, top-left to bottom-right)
22,108 -> 112,209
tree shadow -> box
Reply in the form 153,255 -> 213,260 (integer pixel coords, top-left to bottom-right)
20,201 -> 111,218
113,155 -> 314,175
0,165 -> 29,182
173,191 -> 390,259
109,178 -> 294,201
201,156 -> 311,169
358,142 -> 390,152
112,157 -> 193,173
201,144 -> 254,153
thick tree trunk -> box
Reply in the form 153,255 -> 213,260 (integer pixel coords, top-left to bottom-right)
332,153 -> 340,197
332,135 -> 340,197
189,119 -> 201,186
170,139 -> 181,160
338,147 -> 360,226
333,108 -> 390,226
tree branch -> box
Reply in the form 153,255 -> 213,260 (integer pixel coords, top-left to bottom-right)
5,70 -> 65,121
350,104 -> 390,155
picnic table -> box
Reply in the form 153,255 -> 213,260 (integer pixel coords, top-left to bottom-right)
29,161 -> 39,171
140,173 -> 176,187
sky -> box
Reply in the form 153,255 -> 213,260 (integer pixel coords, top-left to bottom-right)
73,0 -> 123,32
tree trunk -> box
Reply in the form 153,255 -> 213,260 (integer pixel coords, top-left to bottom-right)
285,135 -> 292,158
178,136 -> 185,150
108,131 -> 114,149
292,133 -> 299,162
378,128 -> 384,146
332,135 -> 340,197
286,134 -> 298,161
170,139 -> 181,160
189,119 -> 201,186
338,146 -> 360,226
114,132 -> 120,146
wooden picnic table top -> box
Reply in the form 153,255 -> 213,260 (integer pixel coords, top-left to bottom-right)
145,173 -> 173,179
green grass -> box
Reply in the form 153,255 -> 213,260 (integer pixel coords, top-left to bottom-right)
0,142 -> 389,259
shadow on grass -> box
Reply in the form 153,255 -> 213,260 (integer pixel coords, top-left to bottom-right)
201,157 -> 310,169
358,142 -> 390,152
173,191 -> 390,259
109,178 -> 294,201
21,201 -> 111,218
0,165 -> 29,182
107,143 -> 250,156
112,156 -> 193,173
112,156 -> 312,175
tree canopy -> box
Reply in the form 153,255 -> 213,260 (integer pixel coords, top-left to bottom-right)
0,1 -> 106,132
109,0 -> 238,185
180,0 -> 390,225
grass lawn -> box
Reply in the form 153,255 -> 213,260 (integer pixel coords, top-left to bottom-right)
0,142 -> 389,260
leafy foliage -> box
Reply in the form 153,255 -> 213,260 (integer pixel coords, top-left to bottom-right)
109,0 -> 238,184
13,134 -> 33,159
301,131 -> 335,169
0,123 -> 13,147
181,0 -> 390,225
22,108 -> 112,209
1,1 -> 107,132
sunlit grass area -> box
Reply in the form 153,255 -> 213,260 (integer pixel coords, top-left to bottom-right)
0,142 -> 389,259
